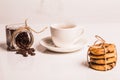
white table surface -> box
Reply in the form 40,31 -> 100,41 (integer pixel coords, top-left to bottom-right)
0,23 -> 120,80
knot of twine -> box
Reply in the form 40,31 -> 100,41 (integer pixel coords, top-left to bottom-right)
87,35 -> 107,71
24,19 -> 48,34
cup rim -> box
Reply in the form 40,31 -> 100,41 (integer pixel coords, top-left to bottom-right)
50,24 -> 79,30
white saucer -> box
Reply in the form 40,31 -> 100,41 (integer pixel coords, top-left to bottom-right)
40,36 -> 87,53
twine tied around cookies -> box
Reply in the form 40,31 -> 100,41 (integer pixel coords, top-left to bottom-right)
87,35 -> 108,71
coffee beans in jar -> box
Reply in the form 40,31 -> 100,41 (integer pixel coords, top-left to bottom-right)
6,23 -> 35,57
6,23 -> 25,50
6,20 -> 48,57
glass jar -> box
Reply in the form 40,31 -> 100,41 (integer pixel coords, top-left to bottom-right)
6,23 -> 34,51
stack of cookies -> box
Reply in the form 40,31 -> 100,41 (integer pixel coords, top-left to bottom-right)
87,35 -> 117,71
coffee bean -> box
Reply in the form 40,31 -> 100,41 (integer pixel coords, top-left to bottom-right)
23,53 -> 28,57
28,48 -> 36,56
30,48 -> 35,52
15,32 -> 31,49
31,53 -> 35,56
16,48 -> 35,57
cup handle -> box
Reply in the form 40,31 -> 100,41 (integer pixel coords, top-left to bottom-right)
73,28 -> 84,44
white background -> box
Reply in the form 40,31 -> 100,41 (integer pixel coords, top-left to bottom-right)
0,0 -> 120,24
0,0 -> 120,80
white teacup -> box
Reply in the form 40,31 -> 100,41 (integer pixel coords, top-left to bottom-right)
50,24 -> 84,48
